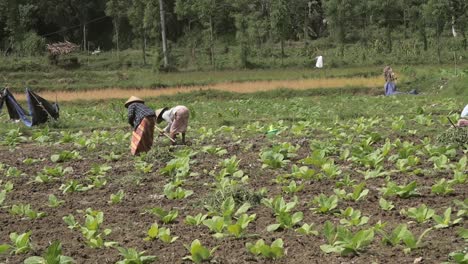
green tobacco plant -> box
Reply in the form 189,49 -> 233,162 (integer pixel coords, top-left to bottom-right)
62,208 -> 116,248
246,239 -> 284,259
262,196 -> 298,216
431,178 -> 455,195
379,198 -> 395,211
290,165 -> 316,180
116,247 -> 157,264
109,190 -> 125,204
60,180 -> 90,194
185,213 -> 208,226
50,151 -> 81,163
202,145 -> 228,156
163,182 -> 193,200
134,160 -> 153,174
310,194 -> 339,214
267,211 -> 303,231
0,231 -> 32,255
146,207 -> 178,224
296,223 -> 319,236
48,194 -> 65,208
35,166 -> 73,183
144,223 -> 178,243
23,241 -> 74,264
379,224 -> 432,254
380,181 -> 419,198
260,151 -> 289,169
282,180 -> 304,194
203,216 -> 226,236
432,207 -> 462,229
448,251 -> 468,264
401,204 -> 435,223
10,204 -> 46,220
271,142 -> 300,158
183,239 -> 218,264
338,207 -> 369,227
320,221 -> 374,256
6,167 -> 25,177
219,155 -> 241,175
225,213 -> 256,238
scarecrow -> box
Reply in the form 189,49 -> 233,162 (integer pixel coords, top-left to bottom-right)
155,105 -> 190,145
125,96 -> 157,155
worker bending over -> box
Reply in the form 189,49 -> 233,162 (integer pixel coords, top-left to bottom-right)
126,96 -> 157,155
156,105 -> 190,145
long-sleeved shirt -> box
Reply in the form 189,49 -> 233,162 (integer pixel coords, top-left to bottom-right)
161,106 -> 185,133
127,102 -> 155,129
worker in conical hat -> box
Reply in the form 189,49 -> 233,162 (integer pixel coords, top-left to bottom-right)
125,96 -> 156,155
155,105 -> 190,145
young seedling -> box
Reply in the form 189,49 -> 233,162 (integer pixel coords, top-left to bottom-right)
262,196 -> 298,216
431,178 -> 455,195
50,150 -> 81,163
432,207 -> 462,229
185,213 -> 208,226
310,194 -> 339,214
295,223 -> 319,236
10,204 -> 46,220
401,204 -> 435,224
337,207 -> 369,227
144,223 -> 178,244
146,207 -> 178,224
163,182 -> 193,200
246,239 -> 284,259
379,198 -> 395,211
23,241 -> 74,264
320,222 -> 374,256
267,211 -> 303,232
380,181 -> 419,198
0,231 -> 32,255
260,151 -> 290,169
183,239 -> 218,264
282,180 -> 304,194
116,247 -> 157,264
109,190 -> 125,204
48,194 -> 65,208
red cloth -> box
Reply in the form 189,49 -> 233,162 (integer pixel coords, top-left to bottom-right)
131,117 -> 155,155
458,119 -> 468,127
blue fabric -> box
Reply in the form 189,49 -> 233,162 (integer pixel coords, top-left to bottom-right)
384,82 -> 397,96
0,88 -> 59,127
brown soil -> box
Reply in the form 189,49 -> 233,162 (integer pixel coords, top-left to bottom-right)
0,128 -> 466,264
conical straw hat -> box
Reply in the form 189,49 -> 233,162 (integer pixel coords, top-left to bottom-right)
155,107 -> 168,123
124,96 -> 144,108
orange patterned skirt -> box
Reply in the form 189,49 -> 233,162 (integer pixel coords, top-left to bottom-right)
131,117 -> 155,155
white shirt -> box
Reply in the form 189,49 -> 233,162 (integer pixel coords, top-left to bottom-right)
461,104 -> 468,118
162,106 -> 185,132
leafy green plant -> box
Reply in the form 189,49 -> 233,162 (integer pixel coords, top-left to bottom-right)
379,224 -> 432,253
282,180 -> 304,194
116,247 -> 157,264
246,239 -> 284,259
10,204 -> 46,219
296,223 -> 319,236
146,207 -> 178,224
202,145 -> 228,156
401,204 -> 435,223
300,149 -> 329,167
448,250 -> 468,264
144,223 -> 178,243
267,211 -> 303,231
338,207 -> 369,227
185,213 -> 208,226
203,216 -> 226,236
22,158 -> 42,165
183,239 -> 218,264
225,213 -> 256,238
60,180 -> 90,194
62,208 -> 116,248
431,178 -> 455,195
262,196 -> 298,216
260,151 -> 289,169
432,207 -> 462,229
320,221 -> 374,256
48,194 -> 65,208
163,182 -> 193,200
135,160 -> 153,174
109,190 -> 125,204
0,231 -> 32,255
6,167 -> 25,177
35,166 -> 73,183
379,198 -> 395,211
380,181 -> 419,198
310,194 -> 339,214
51,151 -> 81,163
290,165 -> 316,180
23,241 -> 74,264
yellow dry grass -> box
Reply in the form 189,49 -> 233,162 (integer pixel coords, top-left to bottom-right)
14,76 -> 381,102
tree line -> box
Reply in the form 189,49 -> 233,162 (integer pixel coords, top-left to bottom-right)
0,0 -> 466,68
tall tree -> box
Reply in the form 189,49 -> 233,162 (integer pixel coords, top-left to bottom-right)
159,0 -> 169,67
270,0 -> 291,64
106,0 -> 128,55
323,0 -> 355,57
423,0 -> 450,62
128,0 -> 147,64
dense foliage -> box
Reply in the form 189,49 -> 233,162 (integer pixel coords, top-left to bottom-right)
0,0 -> 467,68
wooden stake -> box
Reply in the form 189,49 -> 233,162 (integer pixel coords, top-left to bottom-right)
155,125 -> 176,143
